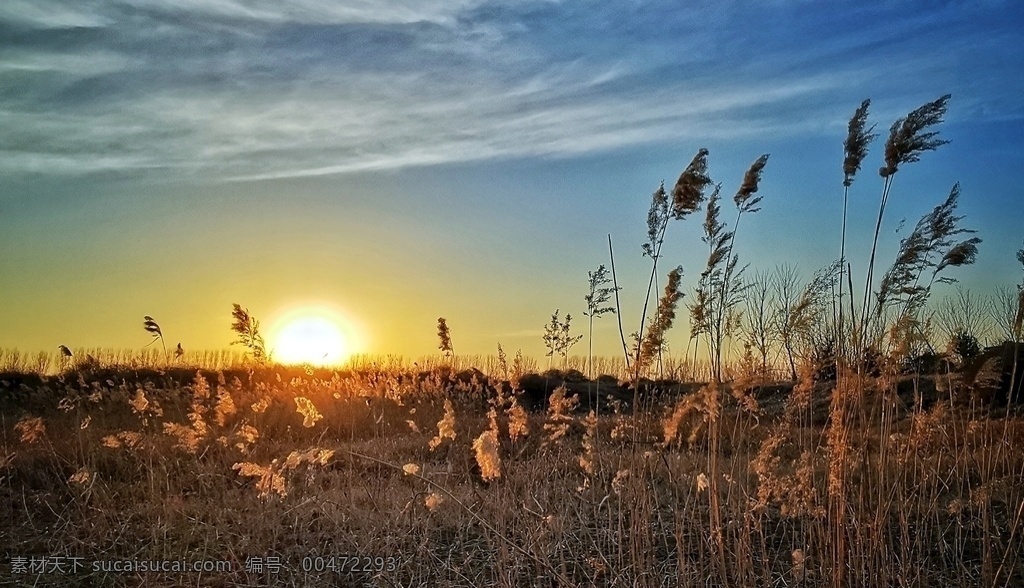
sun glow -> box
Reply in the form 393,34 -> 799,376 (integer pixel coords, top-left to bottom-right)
267,305 -> 362,366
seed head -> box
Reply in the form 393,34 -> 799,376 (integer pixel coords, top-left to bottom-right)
843,99 -> 877,187
881,95 -> 951,177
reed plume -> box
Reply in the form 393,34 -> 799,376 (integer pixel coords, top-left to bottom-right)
839,100 -> 877,362
472,409 -> 502,482
633,150 -> 712,385
142,315 -> 165,354
638,266 -> 685,374
881,94 -> 951,178
844,99 -> 877,188
428,399 -> 457,450
230,304 -> 267,365
733,154 -> 769,213
436,317 -> 453,358
875,184 -> 980,319
860,95 -> 952,360
671,148 -> 712,219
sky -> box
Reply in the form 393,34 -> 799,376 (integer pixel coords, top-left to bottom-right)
1,0 -> 1023,363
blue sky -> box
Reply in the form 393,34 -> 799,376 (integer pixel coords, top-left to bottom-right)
1,1 -> 1022,360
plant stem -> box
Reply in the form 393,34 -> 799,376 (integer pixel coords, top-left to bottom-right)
859,175 -> 895,359
608,234 -> 631,370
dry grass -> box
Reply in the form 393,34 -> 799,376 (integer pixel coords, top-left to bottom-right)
1,362 -> 1022,587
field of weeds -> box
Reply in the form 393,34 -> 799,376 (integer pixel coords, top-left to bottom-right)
2,358 -> 1023,587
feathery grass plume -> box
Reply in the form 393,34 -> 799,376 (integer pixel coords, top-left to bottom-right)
860,95 -> 952,362
661,394 -> 701,448
671,148 -> 712,219
230,303 -> 267,365
686,187 -> 724,356
733,154 -> 770,213
129,389 -> 149,414
584,264 -> 618,379
730,344 -> 763,414
472,408 -> 502,482
142,315 -> 165,354
214,385 -> 238,427
436,317 -> 453,358
838,100 -> 876,364
691,184 -> 738,381
701,186 -> 731,276
578,410 -> 598,475
284,447 -> 334,469
428,399 -> 457,450
688,284 -> 711,348
875,184 -> 980,318
226,449 -> 334,495
101,431 -> 140,450
57,344 -> 73,371
294,397 -> 323,428
844,99 -> 877,187
250,396 -> 270,413
163,372 -> 213,453
638,266 -> 685,374
496,343 -> 509,379
402,463 -> 420,476
704,154 -> 771,382
881,94 -> 951,178
424,492 -> 445,511
234,423 -> 259,451
610,468 -> 631,496
543,385 -> 578,447
232,462 -> 287,499
696,472 -> 709,492
632,153 -> 712,388
643,183 -> 670,259
506,396 -> 529,443
68,467 -> 92,486
15,416 -> 45,444
791,549 -> 809,583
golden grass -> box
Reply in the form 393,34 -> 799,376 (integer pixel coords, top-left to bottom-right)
2,362 -> 1022,587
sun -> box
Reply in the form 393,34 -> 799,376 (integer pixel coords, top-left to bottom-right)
267,305 -> 361,366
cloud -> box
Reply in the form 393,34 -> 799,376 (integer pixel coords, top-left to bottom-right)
0,0 -> 1021,181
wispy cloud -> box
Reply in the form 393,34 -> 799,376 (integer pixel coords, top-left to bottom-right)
0,0 -> 1021,181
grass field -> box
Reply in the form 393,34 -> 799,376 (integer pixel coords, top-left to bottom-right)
2,353 -> 1023,587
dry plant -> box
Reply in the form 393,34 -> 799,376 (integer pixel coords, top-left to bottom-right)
634,151 -> 712,383
542,385 -> 578,447
428,398 -> 457,450
472,408 -> 502,482
583,264 -> 618,379
142,315 -> 166,355
437,317 -> 454,359
637,266 -> 685,378
858,95 -> 951,360
541,310 -> 582,370
230,303 -> 267,365
839,99 -> 878,360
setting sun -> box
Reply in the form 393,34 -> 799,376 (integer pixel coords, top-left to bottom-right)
267,305 -> 361,366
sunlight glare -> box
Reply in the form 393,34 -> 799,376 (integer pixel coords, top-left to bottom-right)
268,306 -> 360,366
